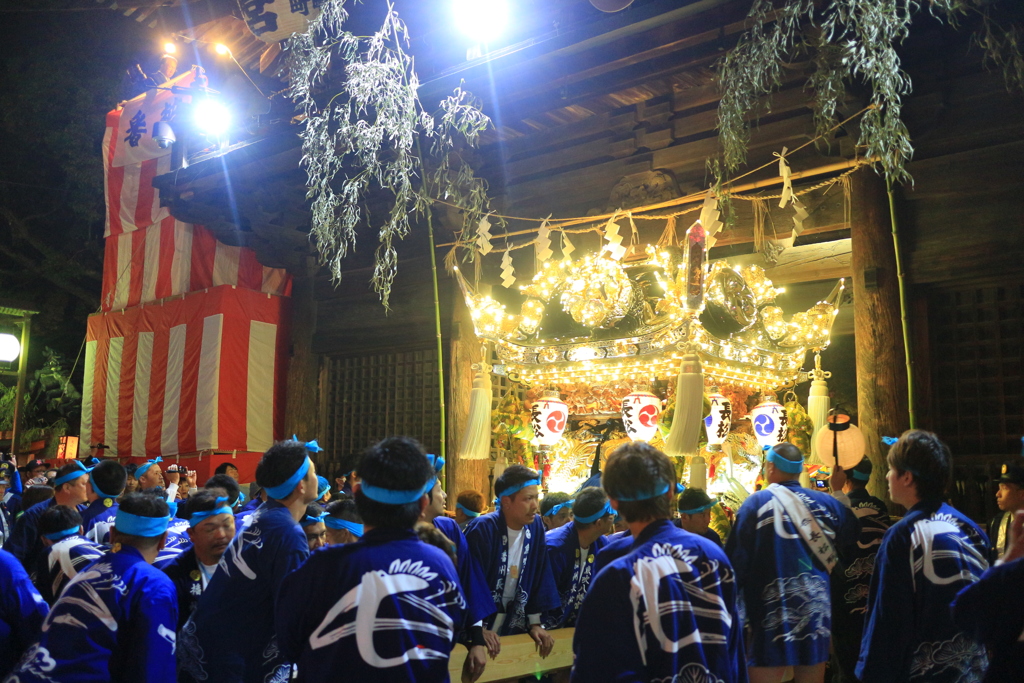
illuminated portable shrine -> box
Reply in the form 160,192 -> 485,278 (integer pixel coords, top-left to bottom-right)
455,219 -> 845,497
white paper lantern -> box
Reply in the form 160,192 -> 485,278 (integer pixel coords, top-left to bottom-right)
815,412 -> 867,469
704,389 -> 732,452
622,390 -> 661,442
531,391 -> 569,447
751,396 -> 788,451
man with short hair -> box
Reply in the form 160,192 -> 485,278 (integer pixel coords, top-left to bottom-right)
315,476 -> 331,507
726,442 -> 858,683
856,430 -> 990,683
465,465 -> 559,655
214,462 -> 240,481
20,460 -> 46,489
541,491 -> 574,531
8,491 -> 178,682
544,486 -> 613,630
124,463 -> 139,494
178,439 -> 317,683
0,548 -> 48,676
828,457 -> 891,683
323,497 -> 363,545
276,436 -> 468,682
419,454 -> 496,669
988,459 -> 1024,562
205,473 -> 242,509
455,490 -> 485,530
675,487 -> 722,547
135,457 -> 182,501
300,503 -> 327,552
572,442 -> 746,683
160,490 -> 236,630
80,460 -> 126,542
33,505 -> 105,605
4,461 -> 90,570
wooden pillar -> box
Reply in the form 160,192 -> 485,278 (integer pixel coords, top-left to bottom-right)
851,169 -> 910,505
284,257 -> 321,456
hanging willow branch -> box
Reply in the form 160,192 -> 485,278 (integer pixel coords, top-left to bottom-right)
288,0 -> 498,307
716,0 -> 1024,185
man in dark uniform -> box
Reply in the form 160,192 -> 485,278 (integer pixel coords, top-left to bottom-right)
988,458 -> 1024,562
675,487 -> 722,546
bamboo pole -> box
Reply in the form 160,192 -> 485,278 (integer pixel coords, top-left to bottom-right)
887,179 -> 916,429
426,210 -> 448,468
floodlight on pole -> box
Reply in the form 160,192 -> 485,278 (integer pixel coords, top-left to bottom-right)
215,43 -> 231,56
164,41 -> 177,55
0,334 -> 20,363
453,0 -> 508,43
193,99 -> 232,136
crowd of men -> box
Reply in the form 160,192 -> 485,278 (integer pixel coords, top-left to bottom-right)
0,429 -> 1021,683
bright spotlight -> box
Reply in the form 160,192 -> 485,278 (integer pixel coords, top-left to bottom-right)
452,0 -> 508,43
0,334 -> 20,363
215,43 -> 231,56
193,99 -> 232,136
163,41 -> 177,55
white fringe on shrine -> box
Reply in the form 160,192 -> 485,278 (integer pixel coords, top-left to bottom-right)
663,353 -> 706,488
458,365 -> 493,461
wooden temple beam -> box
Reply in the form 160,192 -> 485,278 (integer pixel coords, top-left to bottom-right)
722,239 -> 852,285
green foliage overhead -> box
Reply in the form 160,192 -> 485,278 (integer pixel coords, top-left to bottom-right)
716,0 -> 1024,184
288,1 -> 498,308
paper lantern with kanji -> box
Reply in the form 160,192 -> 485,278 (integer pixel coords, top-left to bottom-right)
704,389 -> 732,452
622,390 -> 661,442
815,412 -> 867,469
531,392 -> 569,447
751,396 -> 788,450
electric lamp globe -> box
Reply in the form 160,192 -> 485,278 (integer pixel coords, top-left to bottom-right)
453,0 -> 508,43
0,334 -> 20,363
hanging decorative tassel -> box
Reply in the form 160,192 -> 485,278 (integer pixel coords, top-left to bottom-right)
627,213 -> 640,258
534,215 -> 553,267
663,353 -> 706,487
775,147 -> 793,208
806,352 -> 832,467
443,246 -> 459,274
500,250 -> 516,288
751,198 -> 769,254
657,215 -> 678,248
458,361 -> 493,461
602,210 -> 627,261
476,213 -> 493,255
561,231 -> 575,263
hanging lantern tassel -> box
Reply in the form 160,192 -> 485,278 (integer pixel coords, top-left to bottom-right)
806,354 -> 831,466
458,364 -> 493,461
664,353 -> 706,488
500,250 -> 516,288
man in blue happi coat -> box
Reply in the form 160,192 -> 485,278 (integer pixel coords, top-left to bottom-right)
300,503 -> 328,552
856,430 -> 990,683
954,508 -> 1024,683
572,442 -> 747,683
33,505 -> 106,605
725,442 -> 858,683
827,456 -> 891,683
6,491 -> 179,683
276,437 -> 469,682
323,497 -> 362,545
80,460 -> 126,543
178,439 -> 318,683
544,486 -> 614,630
464,464 -> 560,658
418,453 -> 496,668
675,487 -> 723,547
0,548 -> 48,677
541,492 -> 574,531
160,490 -> 236,631
4,461 -> 90,571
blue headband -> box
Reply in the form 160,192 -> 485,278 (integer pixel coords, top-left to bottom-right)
43,526 -> 81,541
317,476 -> 330,498
612,479 -> 671,502
291,435 -> 323,453
456,502 -> 481,518
325,516 -> 364,537
115,509 -> 171,537
676,483 -> 686,494
89,471 -> 119,500
575,500 -> 614,524
881,436 -> 898,446
135,457 -> 162,480
54,462 -> 92,488
426,454 -> 445,476
679,501 -> 717,515
189,497 -> 233,528
767,447 -> 804,474
301,512 -> 326,528
497,478 -> 541,500
851,469 -> 871,482
360,477 -> 435,505
544,499 -> 575,517
264,457 -> 312,500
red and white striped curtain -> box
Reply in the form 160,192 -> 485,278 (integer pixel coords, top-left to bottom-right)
79,286 -> 287,458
